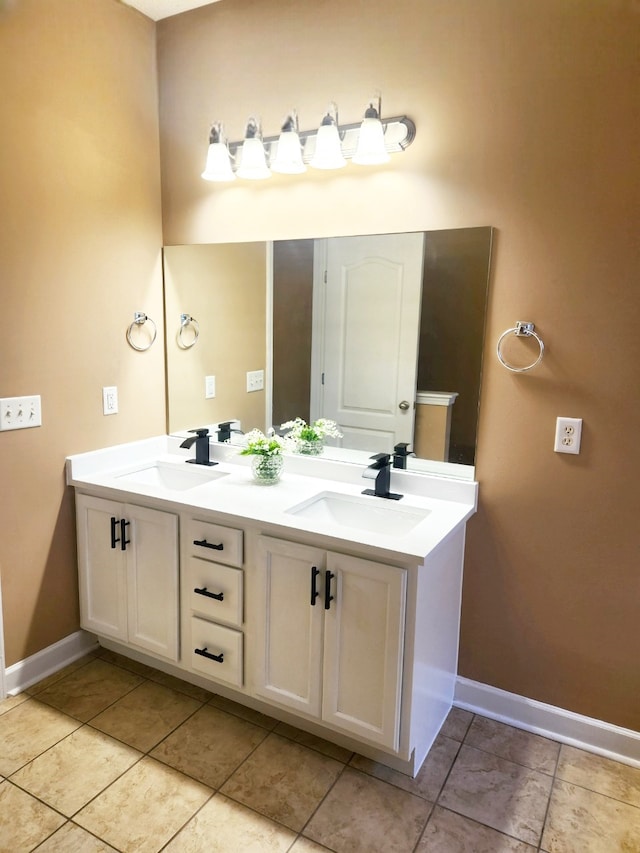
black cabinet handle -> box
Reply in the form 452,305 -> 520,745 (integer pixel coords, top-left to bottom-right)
310,566 -> 320,606
120,519 -> 130,551
194,587 -> 224,601
193,538 -> 224,551
110,516 -> 119,549
194,647 -> 224,663
324,570 -> 335,610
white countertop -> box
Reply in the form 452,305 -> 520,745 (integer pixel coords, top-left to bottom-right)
66,436 -> 478,563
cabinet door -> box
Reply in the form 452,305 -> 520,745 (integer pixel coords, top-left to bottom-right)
126,504 -> 179,661
253,537 -> 325,717
76,494 -> 128,642
322,552 -> 406,751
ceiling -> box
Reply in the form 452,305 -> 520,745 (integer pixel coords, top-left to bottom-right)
122,0 -> 221,21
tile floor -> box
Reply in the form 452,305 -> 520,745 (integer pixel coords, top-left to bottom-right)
1,649 -> 639,852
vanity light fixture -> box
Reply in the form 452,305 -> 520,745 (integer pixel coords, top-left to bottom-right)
309,103 -> 347,170
236,117 -> 271,180
201,122 -> 236,182
201,97 -> 416,182
270,111 -> 307,175
352,96 -> 390,166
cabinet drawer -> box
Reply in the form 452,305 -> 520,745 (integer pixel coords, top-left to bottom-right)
190,617 -> 243,687
188,557 -> 243,627
186,518 -> 243,567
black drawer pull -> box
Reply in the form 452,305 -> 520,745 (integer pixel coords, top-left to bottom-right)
193,538 -> 224,551
110,516 -> 119,549
194,647 -> 224,663
310,566 -> 320,606
324,570 -> 335,610
120,518 -> 130,551
194,587 -> 224,601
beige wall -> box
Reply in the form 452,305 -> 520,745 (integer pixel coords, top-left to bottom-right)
0,0 -> 165,665
157,0 -> 640,730
164,243 -> 267,433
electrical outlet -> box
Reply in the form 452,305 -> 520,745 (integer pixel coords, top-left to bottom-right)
0,395 -> 42,431
102,386 -> 118,415
554,416 -> 582,454
246,370 -> 264,392
205,375 -> 216,399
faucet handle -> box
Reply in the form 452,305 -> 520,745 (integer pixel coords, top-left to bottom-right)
368,452 -> 391,468
189,427 -> 210,437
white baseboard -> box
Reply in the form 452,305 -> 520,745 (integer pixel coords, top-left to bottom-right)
455,676 -> 640,769
5,630 -> 98,696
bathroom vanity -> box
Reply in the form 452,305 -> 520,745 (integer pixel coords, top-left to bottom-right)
67,436 -> 477,776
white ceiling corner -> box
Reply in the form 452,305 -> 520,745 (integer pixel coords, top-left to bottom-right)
121,0 -> 222,22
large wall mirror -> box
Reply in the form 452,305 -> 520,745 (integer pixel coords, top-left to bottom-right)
163,226 -> 493,478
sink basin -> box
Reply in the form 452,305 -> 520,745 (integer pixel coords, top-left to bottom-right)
115,462 -> 228,491
286,491 -> 430,536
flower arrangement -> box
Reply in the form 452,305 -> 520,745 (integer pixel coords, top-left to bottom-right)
239,428 -> 285,457
280,417 -> 342,455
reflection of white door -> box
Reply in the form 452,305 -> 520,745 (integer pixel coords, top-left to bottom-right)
311,233 -> 425,453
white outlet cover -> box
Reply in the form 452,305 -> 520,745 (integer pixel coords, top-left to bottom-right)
554,416 -> 582,454
102,386 -> 118,415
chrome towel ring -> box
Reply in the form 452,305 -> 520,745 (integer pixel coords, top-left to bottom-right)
178,313 -> 200,349
496,321 -> 545,373
126,312 -> 157,352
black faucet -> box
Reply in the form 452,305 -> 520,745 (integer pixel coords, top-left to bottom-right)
362,453 -> 403,500
392,442 -> 413,469
216,421 -> 243,443
180,428 -> 217,466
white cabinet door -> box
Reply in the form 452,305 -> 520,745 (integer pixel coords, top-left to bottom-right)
323,552 -> 406,751
253,537 -> 325,716
126,504 -> 179,661
76,494 -> 128,643
76,494 -> 178,661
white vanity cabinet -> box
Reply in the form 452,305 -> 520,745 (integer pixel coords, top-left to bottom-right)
75,493 -> 179,661
182,516 -> 245,688
251,535 -> 406,751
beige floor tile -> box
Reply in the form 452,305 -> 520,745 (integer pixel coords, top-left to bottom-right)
35,658 -> 144,722
0,780 -> 66,852
208,693 -> 279,730
151,704 -> 267,788
289,839 -> 334,852
145,668 -> 214,702
439,707 -> 473,742
556,744 -> 640,807
10,725 -> 141,816
0,698 -> 81,776
439,744 -> 552,846
464,716 -> 560,774
221,733 -> 343,832
304,766 -> 432,853
541,778 -> 640,852
274,721 -> 353,762
164,793 -> 296,852
75,756 -> 212,853
25,653 -> 97,696
350,733 -> 459,801
36,821 -> 119,852
417,806 -> 536,852
0,692 -> 28,716
90,679 -> 203,752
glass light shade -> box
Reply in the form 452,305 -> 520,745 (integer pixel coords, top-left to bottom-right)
353,116 -> 390,165
310,123 -> 347,170
236,137 -> 271,180
201,142 -> 236,181
271,130 -> 307,174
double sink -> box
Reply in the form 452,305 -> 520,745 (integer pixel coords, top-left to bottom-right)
115,460 -> 431,537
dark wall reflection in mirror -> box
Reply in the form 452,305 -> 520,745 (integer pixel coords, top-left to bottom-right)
272,228 -> 492,466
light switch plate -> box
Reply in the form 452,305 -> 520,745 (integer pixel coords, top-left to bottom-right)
246,370 -> 264,392
0,395 -> 42,431
205,375 -> 216,399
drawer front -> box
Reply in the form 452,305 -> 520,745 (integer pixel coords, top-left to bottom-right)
189,557 -> 243,627
186,518 -> 243,567
190,617 -> 243,687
